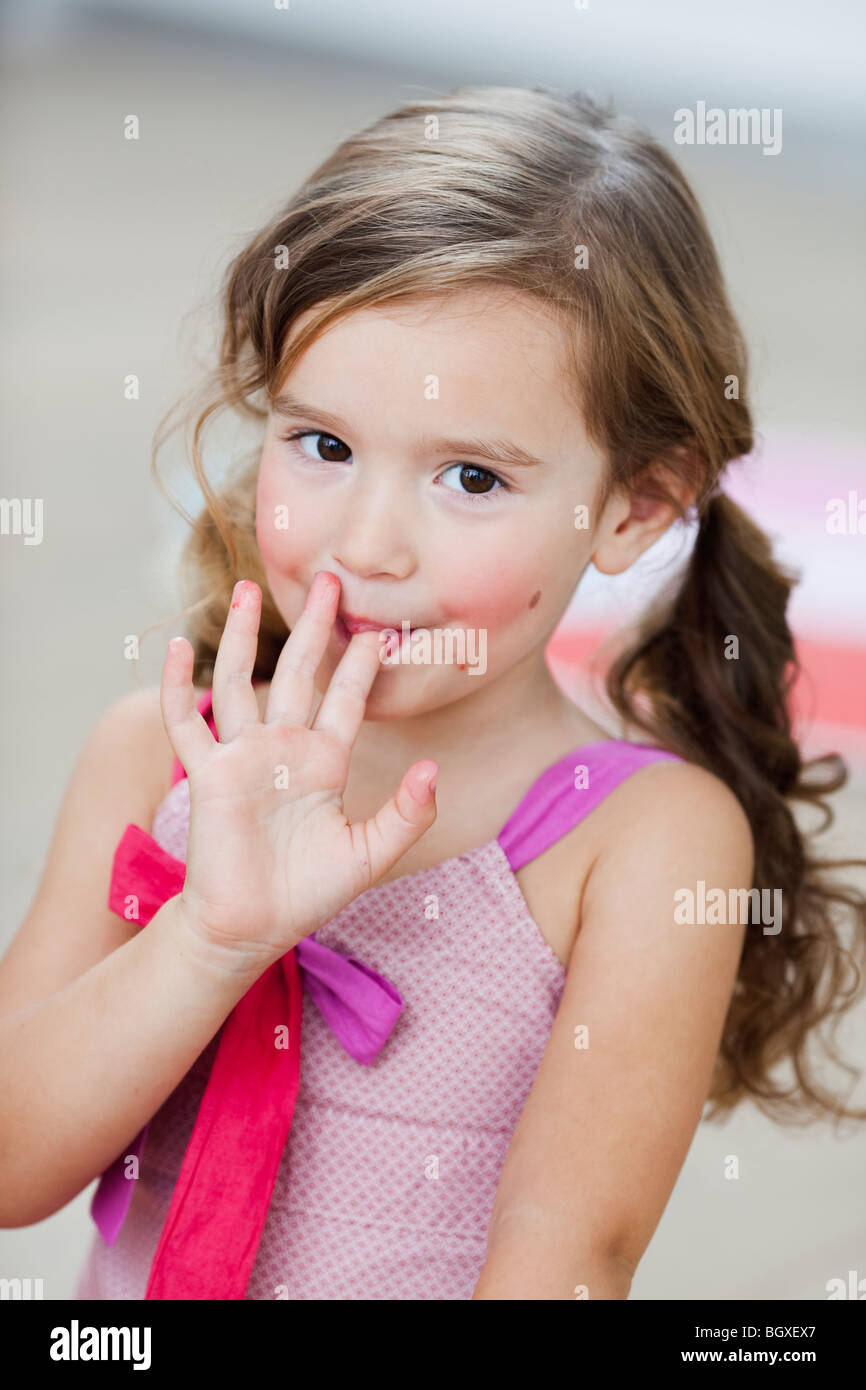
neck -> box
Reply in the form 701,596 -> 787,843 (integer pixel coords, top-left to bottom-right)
334,645 -> 602,790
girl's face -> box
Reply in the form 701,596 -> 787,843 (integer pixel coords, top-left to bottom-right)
255,286 -> 608,720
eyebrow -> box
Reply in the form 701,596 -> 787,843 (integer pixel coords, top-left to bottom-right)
270,391 -> 549,470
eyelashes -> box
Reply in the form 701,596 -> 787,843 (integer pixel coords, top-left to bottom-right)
280,429 -> 512,506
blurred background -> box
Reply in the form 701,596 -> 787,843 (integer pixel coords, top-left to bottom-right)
1,0 -> 864,1300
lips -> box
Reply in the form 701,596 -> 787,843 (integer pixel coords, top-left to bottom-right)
339,611 -> 420,634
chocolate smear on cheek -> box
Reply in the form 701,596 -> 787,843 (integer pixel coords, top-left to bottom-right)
528,590 -> 542,609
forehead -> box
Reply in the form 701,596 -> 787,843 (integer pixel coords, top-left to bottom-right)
271,292 -> 587,460
279,286 -> 571,373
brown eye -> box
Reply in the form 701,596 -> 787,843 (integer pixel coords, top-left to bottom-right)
439,463 -> 503,499
291,431 -> 352,463
460,466 -> 495,493
316,434 -> 351,462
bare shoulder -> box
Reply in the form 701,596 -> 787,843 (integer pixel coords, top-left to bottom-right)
590,753 -> 752,860
563,752 -> 755,957
0,683 -> 207,1017
95,683 -> 212,809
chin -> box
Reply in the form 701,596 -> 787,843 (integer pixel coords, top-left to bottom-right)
324,663 -> 474,722
397,672 -> 493,716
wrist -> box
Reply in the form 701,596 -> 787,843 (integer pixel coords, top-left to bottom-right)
161,894 -> 284,985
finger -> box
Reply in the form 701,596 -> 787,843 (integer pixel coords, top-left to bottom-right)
310,627 -> 387,745
356,761 -> 439,884
265,570 -> 341,726
212,580 -> 263,742
161,637 -> 215,779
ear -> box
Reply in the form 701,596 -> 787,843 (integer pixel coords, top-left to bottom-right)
591,459 -> 700,577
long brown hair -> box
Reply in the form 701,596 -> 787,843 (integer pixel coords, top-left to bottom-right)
148,85 -> 866,1126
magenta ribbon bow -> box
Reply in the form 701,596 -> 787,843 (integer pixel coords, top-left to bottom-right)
91,822 -> 404,1251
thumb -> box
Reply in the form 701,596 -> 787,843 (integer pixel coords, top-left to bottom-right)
360,760 -> 439,885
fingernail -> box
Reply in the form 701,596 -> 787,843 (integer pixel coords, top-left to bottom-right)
311,571 -> 337,603
232,580 -> 258,610
410,762 -> 438,802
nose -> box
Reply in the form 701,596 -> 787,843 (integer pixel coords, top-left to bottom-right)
329,474 -> 416,581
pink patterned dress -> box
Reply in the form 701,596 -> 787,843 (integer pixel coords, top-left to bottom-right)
74,688 -> 677,1299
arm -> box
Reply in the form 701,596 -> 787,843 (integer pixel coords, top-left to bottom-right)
0,688 -> 269,1227
473,760 -> 753,1300
0,897 -> 266,1227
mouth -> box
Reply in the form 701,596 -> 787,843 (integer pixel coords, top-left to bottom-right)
334,609 -> 427,651
340,611 -> 421,633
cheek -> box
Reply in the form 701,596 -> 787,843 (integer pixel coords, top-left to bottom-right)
436,534 -> 562,630
254,456 -> 318,574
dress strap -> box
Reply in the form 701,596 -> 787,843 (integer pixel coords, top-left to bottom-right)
496,739 -> 681,873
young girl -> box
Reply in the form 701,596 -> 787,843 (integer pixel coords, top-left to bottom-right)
2,86 -> 864,1301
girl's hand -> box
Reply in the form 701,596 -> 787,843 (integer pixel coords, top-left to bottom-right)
160,571 -> 439,969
